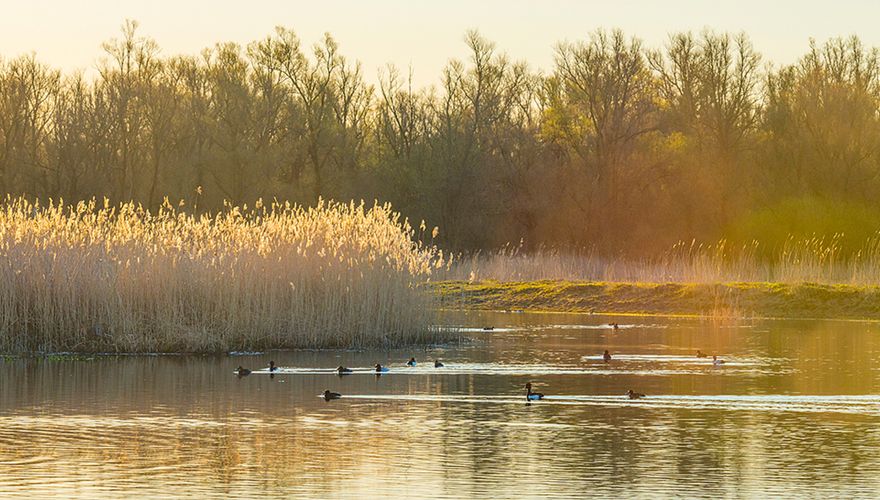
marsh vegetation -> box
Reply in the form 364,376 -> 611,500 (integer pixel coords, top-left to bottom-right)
4,23 -> 880,349
0,198 -> 444,352
446,236 -> 880,285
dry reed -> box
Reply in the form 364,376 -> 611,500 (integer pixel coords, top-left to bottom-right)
0,197 -> 447,353
445,236 -> 880,285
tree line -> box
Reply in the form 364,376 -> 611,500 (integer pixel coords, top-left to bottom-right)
2,21 -> 880,254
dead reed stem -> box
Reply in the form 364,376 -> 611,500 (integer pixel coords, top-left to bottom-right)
0,198 -> 446,353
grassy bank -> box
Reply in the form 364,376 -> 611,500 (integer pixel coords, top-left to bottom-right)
0,198 -> 447,353
443,238 -> 880,285
433,280 -> 880,320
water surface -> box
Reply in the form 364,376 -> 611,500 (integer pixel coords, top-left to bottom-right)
2,311 -> 880,498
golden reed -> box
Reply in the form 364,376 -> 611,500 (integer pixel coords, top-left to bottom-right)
447,236 -> 880,284
0,197 -> 447,353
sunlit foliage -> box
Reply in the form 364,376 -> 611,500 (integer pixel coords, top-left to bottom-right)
1,23 -> 880,253
0,197 -> 445,352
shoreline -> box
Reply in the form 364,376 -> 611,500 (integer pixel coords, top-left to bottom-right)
432,280 -> 880,321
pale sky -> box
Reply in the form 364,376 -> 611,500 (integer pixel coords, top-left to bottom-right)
1,0 -> 878,86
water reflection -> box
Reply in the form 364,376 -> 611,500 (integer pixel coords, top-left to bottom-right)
2,312 -> 880,497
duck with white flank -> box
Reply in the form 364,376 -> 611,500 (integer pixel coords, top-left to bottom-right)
525,382 -> 544,401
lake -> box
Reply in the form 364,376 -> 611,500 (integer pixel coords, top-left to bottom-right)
2,311 -> 880,498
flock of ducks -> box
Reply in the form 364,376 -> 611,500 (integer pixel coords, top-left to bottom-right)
233,336 -> 728,402
236,357 -> 555,401
234,355 -> 729,401
235,357 -> 448,400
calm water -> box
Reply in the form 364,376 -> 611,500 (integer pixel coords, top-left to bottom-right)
3,312 -> 880,498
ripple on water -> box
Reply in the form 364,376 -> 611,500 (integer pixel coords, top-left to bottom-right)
3,312 -> 880,498
250,359 -> 789,378
330,393 -> 880,416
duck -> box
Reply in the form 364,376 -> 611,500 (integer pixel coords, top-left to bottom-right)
603,350 -> 612,363
525,382 -> 544,401
322,390 -> 342,401
482,326 -> 495,331
406,357 -> 417,367
712,355 -> 726,366
609,322 -> 619,330
336,366 -> 353,375
696,350 -> 708,358
627,389 -> 646,399
375,363 -> 389,373
434,360 -> 444,368
268,361 -> 278,372
235,366 -> 251,377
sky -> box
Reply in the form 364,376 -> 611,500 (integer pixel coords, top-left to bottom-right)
1,0 -> 879,86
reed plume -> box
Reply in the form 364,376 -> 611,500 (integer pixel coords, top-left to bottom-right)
0,197 -> 445,353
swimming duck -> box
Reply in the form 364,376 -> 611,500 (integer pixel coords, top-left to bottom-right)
696,350 -> 707,358
482,326 -> 495,331
406,357 -> 417,367
375,363 -> 389,373
322,390 -> 342,401
609,323 -> 619,330
525,382 -> 544,401
603,350 -> 612,363
235,366 -> 251,376
434,360 -> 444,368
627,389 -> 646,399
712,355 -> 725,366
336,366 -> 353,375
268,361 -> 277,372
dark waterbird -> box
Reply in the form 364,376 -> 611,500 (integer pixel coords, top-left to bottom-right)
603,350 -> 612,363
713,355 -> 726,366
696,350 -> 707,358
406,357 -> 417,367
434,360 -> 444,368
235,366 -> 251,377
375,363 -> 389,373
268,361 -> 277,372
627,389 -> 646,399
323,390 -> 342,401
337,366 -> 353,375
482,326 -> 494,331
525,382 -> 544,401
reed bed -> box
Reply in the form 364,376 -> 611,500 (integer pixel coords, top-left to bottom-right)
445,236 -> 880,285
0,198 -> 447,353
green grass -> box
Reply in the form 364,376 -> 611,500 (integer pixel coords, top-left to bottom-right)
432,280 -> 880,320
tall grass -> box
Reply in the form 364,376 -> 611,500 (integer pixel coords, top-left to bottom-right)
445,236 -> 880,285
0,197 -> 447,353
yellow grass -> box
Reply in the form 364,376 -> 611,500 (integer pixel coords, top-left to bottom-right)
0,197 -> 447,353
446,236 -> 880,285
